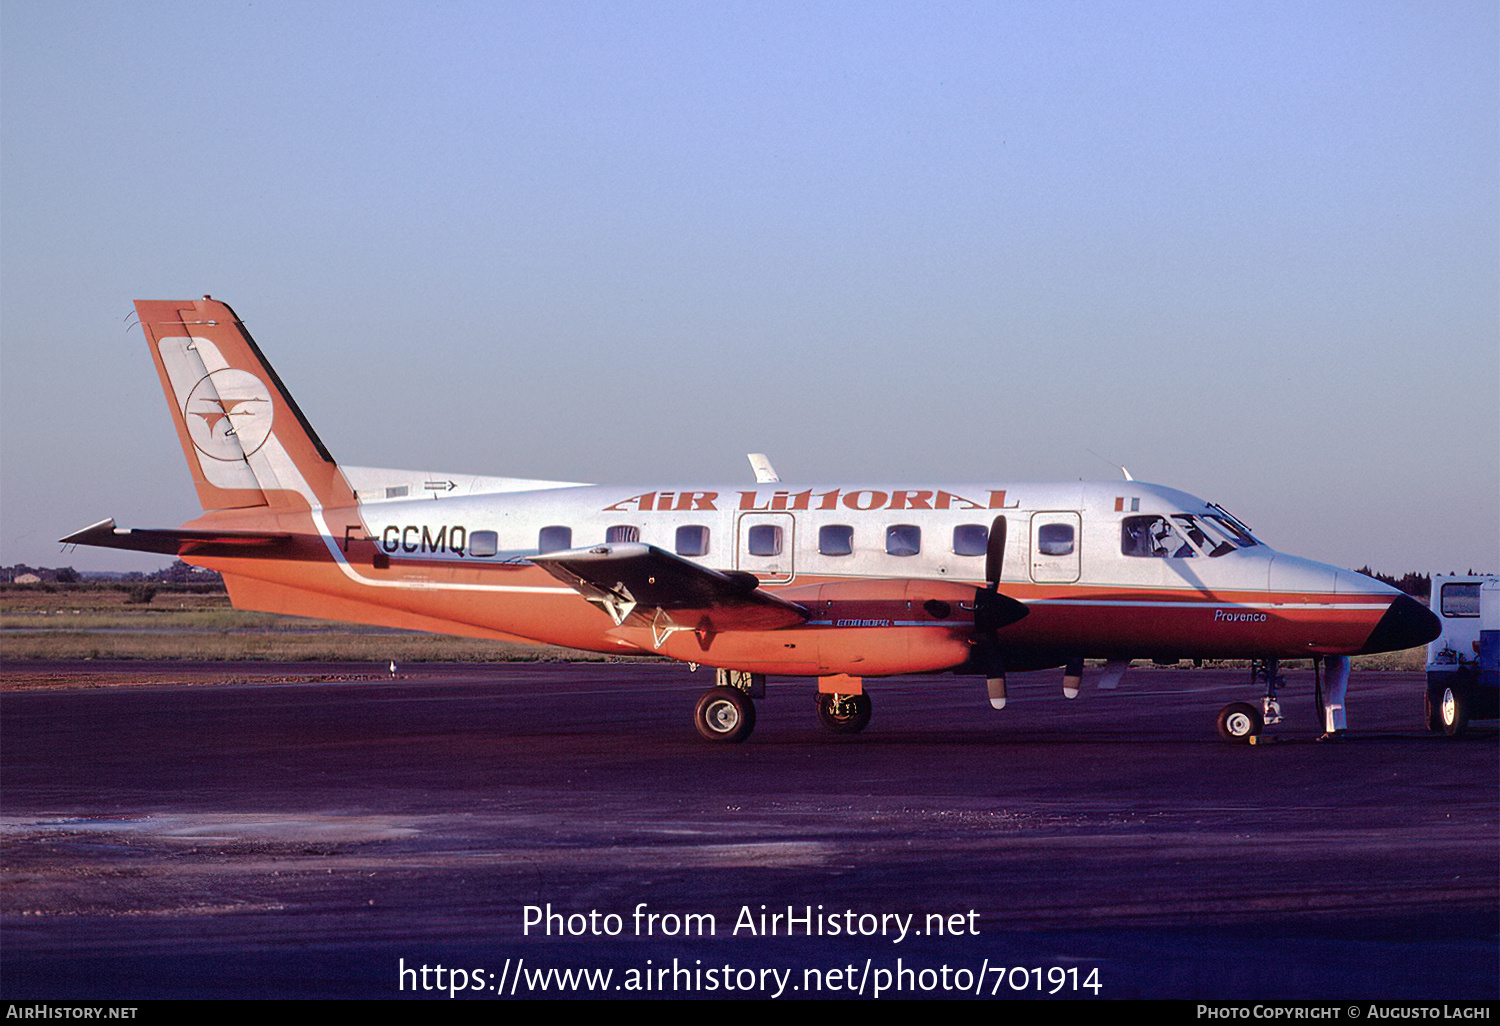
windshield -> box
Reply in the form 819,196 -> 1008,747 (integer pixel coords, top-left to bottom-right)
1121,513 -> 1257,558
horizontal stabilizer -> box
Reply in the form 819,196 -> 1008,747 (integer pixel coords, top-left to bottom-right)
61,518 -> 293,556
531,543 -> 808,635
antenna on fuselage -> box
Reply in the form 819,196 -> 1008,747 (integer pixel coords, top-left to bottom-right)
747,454 -> 780,484
1086,448 -> 1133,481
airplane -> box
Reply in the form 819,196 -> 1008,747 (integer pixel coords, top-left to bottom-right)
63,297 -> 1442,744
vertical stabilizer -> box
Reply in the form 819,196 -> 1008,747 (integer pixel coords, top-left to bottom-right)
135,297 -> 354,513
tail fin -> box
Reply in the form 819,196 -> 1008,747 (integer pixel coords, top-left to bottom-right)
135,297 -> 354,513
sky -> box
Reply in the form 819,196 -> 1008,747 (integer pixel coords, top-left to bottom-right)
2,0 -> 1496,575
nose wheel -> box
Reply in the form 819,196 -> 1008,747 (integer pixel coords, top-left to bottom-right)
1216,702 -> 1263,744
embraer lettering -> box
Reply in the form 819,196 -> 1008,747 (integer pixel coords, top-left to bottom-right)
381,524 -> 469,556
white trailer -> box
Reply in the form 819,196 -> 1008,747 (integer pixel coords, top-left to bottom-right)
1425,575 -> 1499,736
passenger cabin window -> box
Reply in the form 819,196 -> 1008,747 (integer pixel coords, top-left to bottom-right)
1037,523 -> 1074,556
468,530 -> 499,558
675,525 -> 710,557
952,524 -> 988,556
606,525 -> 640,543
886,524 -> 921,557
819,525 -> 853,556
1441,583 -> 1481,617
747,524 -> 782,557
538,526 -> 572,554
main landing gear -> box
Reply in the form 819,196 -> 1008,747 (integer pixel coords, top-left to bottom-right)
817,692 -> 872,734
693,669 -> 764,743
694,686 -> 756,743
691,670 -> 874,742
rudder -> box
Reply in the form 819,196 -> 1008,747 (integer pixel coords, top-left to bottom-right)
135,296 -> 354,513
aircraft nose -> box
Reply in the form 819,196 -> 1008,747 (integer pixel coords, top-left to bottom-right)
1357,593 -> 1441,654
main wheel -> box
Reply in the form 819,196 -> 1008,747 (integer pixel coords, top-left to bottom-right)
817,692 -> 872,734
1435,683 -> 1469,738
694,686 -> 756,743
1216,701 -> 1262,744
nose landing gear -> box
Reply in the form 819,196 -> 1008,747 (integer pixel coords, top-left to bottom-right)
1217,659 -> 1282,744
1216,701 -> 1263,743
1215,656 -> 1349,744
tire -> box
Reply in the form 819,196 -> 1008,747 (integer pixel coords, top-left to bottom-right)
816,692 -> 872,735
694,686 -> 755,743
1425,685 -> 1443,733
1216,702 -> 1262,744
1436,683 -> 1469,738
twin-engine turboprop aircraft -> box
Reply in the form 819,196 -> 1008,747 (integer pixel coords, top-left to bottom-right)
65,298 -> 1440,743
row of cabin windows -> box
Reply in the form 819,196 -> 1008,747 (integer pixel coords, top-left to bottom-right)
534,523 -> 995,558
422,519 -> 1271,563
537,524 -> 708,556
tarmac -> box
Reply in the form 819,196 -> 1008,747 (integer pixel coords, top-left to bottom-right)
2,662 -> 1495,1000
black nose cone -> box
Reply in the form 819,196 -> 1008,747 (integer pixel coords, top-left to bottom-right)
1357,594 -> 1442,655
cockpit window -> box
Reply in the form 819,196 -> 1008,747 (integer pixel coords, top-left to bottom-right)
1123,516 -> 1181,557
1203,503 -> 1259,546
1122,514 -> 1245,558
1177,515 -> 1241,557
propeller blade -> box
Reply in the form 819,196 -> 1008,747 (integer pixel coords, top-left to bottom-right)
1062,656 -> 1084,699
985,515 -> 1007,586
974,516 -> 1025,712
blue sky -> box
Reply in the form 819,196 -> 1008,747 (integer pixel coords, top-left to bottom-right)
2,1 -> 1495,574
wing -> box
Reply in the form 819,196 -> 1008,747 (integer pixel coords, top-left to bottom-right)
530,543 -> 809,645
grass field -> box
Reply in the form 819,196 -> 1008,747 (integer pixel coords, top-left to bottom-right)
0,583 -> 1426,669
0,585 -> 626,663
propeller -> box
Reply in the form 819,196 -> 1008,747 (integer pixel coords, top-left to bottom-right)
973,516 -> 1029,709
1062,656 -> 1084,699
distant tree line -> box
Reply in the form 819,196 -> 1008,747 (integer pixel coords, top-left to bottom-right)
2,560 -> 224,588
1353,568 -> 1430,599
